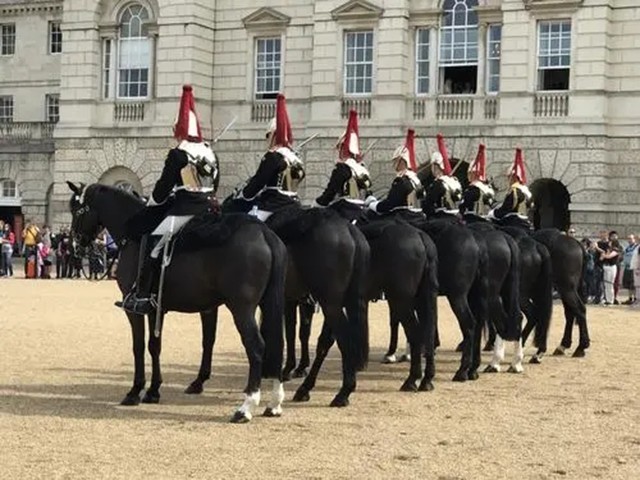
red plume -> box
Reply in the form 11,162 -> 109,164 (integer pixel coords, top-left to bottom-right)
174,85 -> 202,142
274,93 -> 293,147
511,148 -> 527,184
470,144 -> 487,182
340,109 -> 361,160
436,133 -> 453,175
405,129 -> 417,171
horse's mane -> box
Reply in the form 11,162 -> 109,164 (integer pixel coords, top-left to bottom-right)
85,183 -> 145,206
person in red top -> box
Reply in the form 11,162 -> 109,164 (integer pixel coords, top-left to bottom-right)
1,223 -> 16,277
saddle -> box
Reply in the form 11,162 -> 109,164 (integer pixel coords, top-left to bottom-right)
266,205 -> 340,244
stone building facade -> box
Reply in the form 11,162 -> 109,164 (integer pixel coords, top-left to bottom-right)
2,0 -> 640,235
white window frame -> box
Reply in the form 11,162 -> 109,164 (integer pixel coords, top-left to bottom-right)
536,19 -> 571,91
254,37 -> 282,100
116,3 -> 152,100
45,94 -> 60,123
0,96 -> 13,122
48,21 -> 62,55
343,30 -> 374,96
486,24 -> 501,94
0,179 -> 17,198
1,23 -> 16,56
415,28 -> 430,96
439,0 -> 479,67
102,38 -> 114,99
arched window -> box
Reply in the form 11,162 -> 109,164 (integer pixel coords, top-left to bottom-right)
0,179 -> 17,198
439,0 -> 479,94
102,3 -> 154,100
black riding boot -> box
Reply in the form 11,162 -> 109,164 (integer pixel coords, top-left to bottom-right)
116,255 -> 162,315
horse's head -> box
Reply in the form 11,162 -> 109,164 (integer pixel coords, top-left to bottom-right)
67,181 -> 102,248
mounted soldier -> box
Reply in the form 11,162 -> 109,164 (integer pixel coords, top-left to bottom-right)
459,143 -> 495,223
489,147 -> 533,229
116,84 -> 218,315
314,109 -> 372,221
421,133 -> 462,219
229,93 -> 304,221
367,128 -> 423,215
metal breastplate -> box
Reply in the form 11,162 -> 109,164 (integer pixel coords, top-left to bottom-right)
180,164 -> 202,190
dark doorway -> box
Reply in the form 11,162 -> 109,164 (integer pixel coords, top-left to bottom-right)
530,178 -> 571,231
0,206 -> 23,248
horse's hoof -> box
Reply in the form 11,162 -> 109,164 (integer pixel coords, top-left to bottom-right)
141,391 -> 160,404
263,407 -> 282,418
399,354 -> 411,363
282,371 -> 293,382
455,342 -> 464,353
330,396 -> 349,408
400,379 -> 418,392
572,348 -> 586,358
120,394 -> 140,406
382,354 -> 397,364
418,380 -> 435,392
484,365 -> 500,374
529,356 -> 542,365
230,411 -> 251,424
292,388 -> 310,403
482,342 -> 494,352
553,347 -> 566,356
293,367 -> 308,378
184,381 -> 203,395
452,371 -> 468,382
468,370 -> 479,381
507,365 -> 524,374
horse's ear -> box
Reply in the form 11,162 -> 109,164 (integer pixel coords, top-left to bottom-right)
67,181 -> 80,195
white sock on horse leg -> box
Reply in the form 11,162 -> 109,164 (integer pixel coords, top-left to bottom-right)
489,335 -> 505,371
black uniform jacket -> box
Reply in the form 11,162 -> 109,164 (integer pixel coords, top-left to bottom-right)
374,175 -> 415,214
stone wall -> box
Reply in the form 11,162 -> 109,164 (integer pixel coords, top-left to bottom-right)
0,146 -> 54,224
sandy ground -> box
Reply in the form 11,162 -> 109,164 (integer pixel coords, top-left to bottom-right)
1,277 -> 639,480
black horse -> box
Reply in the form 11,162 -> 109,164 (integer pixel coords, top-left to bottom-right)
531,228 -> 589,357
67,182 -> 288,423
216,199 -> 371,408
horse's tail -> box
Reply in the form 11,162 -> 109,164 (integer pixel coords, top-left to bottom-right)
346,224 -> 370,372
259,227 -> 287,379
501,234 -> 523,342
579,241 -> 589,304
417,231 -> 439,349
533,242 -> 553,350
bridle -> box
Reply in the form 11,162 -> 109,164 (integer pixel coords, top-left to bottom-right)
71,193 -> 128,250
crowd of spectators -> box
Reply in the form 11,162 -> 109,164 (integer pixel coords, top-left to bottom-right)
0,219 -> 117,280
581,230 -> 640,307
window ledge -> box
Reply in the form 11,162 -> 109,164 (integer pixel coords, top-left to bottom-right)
524,0 -> 584,15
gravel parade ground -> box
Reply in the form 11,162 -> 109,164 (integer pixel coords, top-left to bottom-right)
1,278 -> 639,479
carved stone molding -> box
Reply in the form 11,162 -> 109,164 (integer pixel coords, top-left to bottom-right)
242,7 -> 291,30
331,0 -> 385,24
523,0 -> 584,15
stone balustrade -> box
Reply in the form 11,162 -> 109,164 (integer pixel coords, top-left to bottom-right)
534,92 -> 569,118
114,102 -> 146,122
341,98 -> 372,119
0,122 -> 55,143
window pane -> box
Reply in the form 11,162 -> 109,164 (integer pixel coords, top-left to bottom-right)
438,0 -> 479,67
344,31 -> 374,95
255,37 -> 282,97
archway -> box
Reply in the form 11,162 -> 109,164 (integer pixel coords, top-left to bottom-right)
98,166 -> 143,195
530,178 -> 571,232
